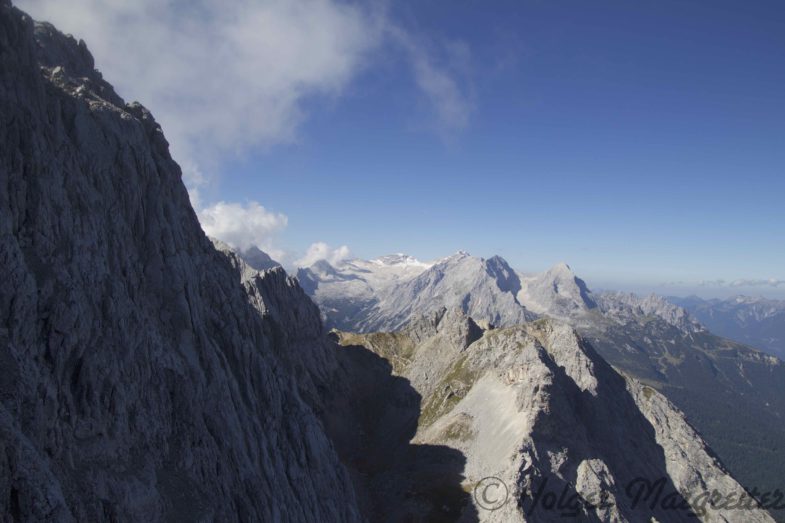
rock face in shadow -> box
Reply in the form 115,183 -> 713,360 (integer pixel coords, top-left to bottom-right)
576,300 -> 785,522
324,338 -> 478,523
0,3 -> 360,521
216,245 -> 479,522
337,311 -> 775,522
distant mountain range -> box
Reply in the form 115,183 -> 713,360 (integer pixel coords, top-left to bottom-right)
669,295 -> 785,360
296,252 -> 785,521
297,252 -> 534,332
296,252 -> 707,335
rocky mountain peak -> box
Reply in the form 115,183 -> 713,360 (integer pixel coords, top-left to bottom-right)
485,254 -> 522,295
239,245 -> 280,271
549,261 -> 574,274
438,250 -> 471,264
517,262 -> 597,318
298,251 -> 535,332
598,291 -> 703,332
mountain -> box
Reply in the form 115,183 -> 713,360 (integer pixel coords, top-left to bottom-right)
517,262 -> 598,318
670,295 -> 785,360
596,292 -> 704,333
238,245 -> 281,272
300,251 -> 785,522
0,4 -> 360,520
335,310 -> 774,522
298,251 -> 535,332
296,253 -> 432,329
210,238 -> 282,282
298,253 -> 701,334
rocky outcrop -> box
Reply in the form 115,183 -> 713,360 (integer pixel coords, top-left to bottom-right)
597,291 -> 704,333
337,313 -> 774,522
0,3 -> 360,521
239,246 -> 281,272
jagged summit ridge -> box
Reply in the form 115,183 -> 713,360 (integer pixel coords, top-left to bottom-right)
598,290 -> 704,333
335,311 -> 774,522
299,248 -> 785,516
300,251 -> 536,332
297,251 -> 713,333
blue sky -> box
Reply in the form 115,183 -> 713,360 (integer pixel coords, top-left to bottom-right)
19,0 -> 785,297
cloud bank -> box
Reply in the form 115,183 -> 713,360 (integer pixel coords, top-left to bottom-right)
18,0 -> 382,186
19,0 -> 472,184
198,201 -> 287,258
697,279 -> 785,288
18,0 -> 473,256
294,242 -> 352,268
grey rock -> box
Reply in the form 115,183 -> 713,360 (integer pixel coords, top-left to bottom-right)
339,314 -> 774,522
578,295 -> 785,516
0,3 -> 360,521
300,252 -> 535,332
303,248 -> 785,522
517,262 -> 597,319
597,291 -> 704,333
239,246 -> 281,272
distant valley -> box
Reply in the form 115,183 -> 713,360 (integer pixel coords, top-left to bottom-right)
669,295 -> 785,360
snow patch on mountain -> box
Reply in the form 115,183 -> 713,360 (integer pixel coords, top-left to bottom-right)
299,252 -> 535,331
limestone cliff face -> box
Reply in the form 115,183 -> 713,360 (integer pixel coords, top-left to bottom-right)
0,3 -> 359,521
337,312 -> 774,522
212,240 -> 343,418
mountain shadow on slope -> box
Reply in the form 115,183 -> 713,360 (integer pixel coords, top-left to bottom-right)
323,333 -> 479,523
581,320 -> 785,522
519,338 -> 695,521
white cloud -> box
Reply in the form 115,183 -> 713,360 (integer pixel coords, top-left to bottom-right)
198,201 -> 287,257
696,278 -> 785,288
19,0 -> 473,184
18,0 -> 383,187
18,0 -> 473,258
294,242 -> 351,268
393,30 -> 474,135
